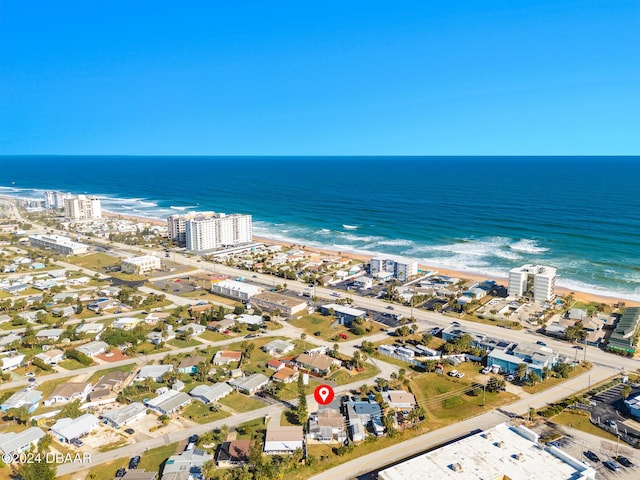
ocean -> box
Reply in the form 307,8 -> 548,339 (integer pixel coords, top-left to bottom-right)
1,156 -> 639,300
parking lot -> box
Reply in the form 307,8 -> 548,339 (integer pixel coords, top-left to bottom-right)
537,423 -> 639,479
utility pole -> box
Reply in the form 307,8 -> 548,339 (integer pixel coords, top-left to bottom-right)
616,433 -> 620,458
483,381 -> 486,406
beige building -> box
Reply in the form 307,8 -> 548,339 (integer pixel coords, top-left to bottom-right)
64,195 -> 102,220
250,292 -> 308,317
121,255 -> 162,274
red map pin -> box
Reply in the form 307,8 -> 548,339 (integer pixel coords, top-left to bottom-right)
314,384 -> 335,405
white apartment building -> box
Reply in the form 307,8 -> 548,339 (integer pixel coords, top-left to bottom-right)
121,255 -> 162,274
64,195 -> 102,220
168,212 -> 252,250
167,211 -> 217,247
44,191 -> 69,209
370,256 -> 418,282
508,264 -> 557,304
29,234 -> 88,256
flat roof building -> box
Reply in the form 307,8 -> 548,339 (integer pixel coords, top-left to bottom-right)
250,291 -> 308,317
51,413 -> 99,443
64,195 -> 101,220
378,423 -> 595,480
29,234 -> 88,256
0,427 -> 46,456
508,264 -> 557,304
228,373 -> 269,395
211,279 -> 263,301
145,390 -> 191,415
264,424 -> 304,455
102,402 -> 147,428
608,307 -> 640,354
320,303 -> 367,326
121,255 -> 162,274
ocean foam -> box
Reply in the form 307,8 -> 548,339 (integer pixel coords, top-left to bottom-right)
509,239 -> 549,254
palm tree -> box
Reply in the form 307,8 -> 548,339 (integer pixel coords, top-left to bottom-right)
301,333 -> 307,351
621,385 -> 632,400
516,363 -> 528,381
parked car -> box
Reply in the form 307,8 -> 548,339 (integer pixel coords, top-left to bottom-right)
72,438 -> 83,447
481,367 -> 491,374
546,441 -> 561,448
455,372 -> 465,378
124,428 -> 135,435
25,372 -> 35,378
448,370 -> 459,377
128,456 -> 141,469
188,434 -> 199,444
536,340 -> 547,346
115,468 -> 126,478
584,451 -> 600,463
314,331 -> 322,336
603,460 -> 620,472
386,305 -> 394,310
505,374 -> 515,382
616,456 -> 634,467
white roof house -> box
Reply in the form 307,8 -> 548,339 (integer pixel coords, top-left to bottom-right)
76,340 -> 109,357
228,373 -> 269,394
135,364 -> 173,381
264,424 -> 304,454
189,383 -> 233,404
378,423 -> 595,480
76,323 -> 104,335
162,449 -> 213,479
0,427 -> 46,455
0,333 -> 21,349
112,317 -> 140,330
1,389 -> 42,412
262,340 -> 295,356
35,328 -> 64,340
102,402 -> 147,428
175,323 -> 206,337
1,354 -> 25,372
51,413 -> 99,443
145,390 -> 191,415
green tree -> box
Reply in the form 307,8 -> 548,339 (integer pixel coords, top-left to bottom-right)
529,371 -> 541,385
16,457 -> 56,480
75,298 -> 84,314
515,363 -> 528,380
487,376 -> 506,393
58,400 -> 83,419
296,374 -> 308,424
621,385 -> 632,400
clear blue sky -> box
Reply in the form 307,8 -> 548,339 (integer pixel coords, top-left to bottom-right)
1,0 -> 638,155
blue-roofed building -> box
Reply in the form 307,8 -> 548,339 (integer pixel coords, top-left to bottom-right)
345,399 -> 383,439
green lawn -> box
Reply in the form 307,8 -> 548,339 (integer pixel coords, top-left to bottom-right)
199,330 -> 228,342
328,362 -> 379,386
273,377 -> 322,401
181,290 -> 241,306
57,358 -> 91,370
133,342 -> 171,355
290,314 -> 349,341
34,377 -> 72,402
521,363 -> 592,394
181,401 -> 230,424
218,391 -> 266,413
236,417 -> 268,440
67,252 -> 120,270
87,363 -> 137,384
168,337 -> 202,348
551,410 -> 619,441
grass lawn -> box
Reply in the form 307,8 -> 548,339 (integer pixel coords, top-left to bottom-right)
57,358 -> 91,370
218,391 -> 266,413
409,369 -> 518,430
236,417 -> 268,440
88,363 -> 136,384
68,252 -> 120,270
133,342 -> 170,355
521,363 -> 592,395
551,410 -> 619,441
168,337 -> 202,348
328,362 -> 379,386
36,377 -> 73,399
290,314 -> 350,341
199,330 -> 228,342
182,290 -> 241,306
274,377 -> 322,401
181,401 -> 230,424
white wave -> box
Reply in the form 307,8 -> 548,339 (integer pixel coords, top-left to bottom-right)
406,236 -> 512,257
509,239 -> 549,254
376,239 -> 415,247
343,225 -> 359,230
341,234 -> 384,243
321,228 -> 331,232
139,201 -> 158,207
119,205 -> 134,210
170,206 -> 189,211
556,278 -> 640,302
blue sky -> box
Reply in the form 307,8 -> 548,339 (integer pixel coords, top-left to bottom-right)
1,0 -> 638,155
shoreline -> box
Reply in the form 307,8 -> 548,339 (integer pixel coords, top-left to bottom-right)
7,202 -> 640,308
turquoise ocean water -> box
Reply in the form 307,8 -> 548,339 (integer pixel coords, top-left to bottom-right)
0,156 -> 639,300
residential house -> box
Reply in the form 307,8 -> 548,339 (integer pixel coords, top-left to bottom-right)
0,427 -> 46,456
228,373 -> 269,395
161,448 -> 213,480
0,314 -> 11,325
189,383 -> 233,405
1,354 -> 25,372
177,355 -> 207,374
50,413 -> 99,443
262,340 -> 295,356
112,317 -> 140,330
263,424 -> 304,454
89,370 -> 130,402
145,390 -> 191,415
176,323 -> 206,337
76,340 -> 109,357
135,364 -> 173,382
102,402 -> 147,428
35,328 -> 64,342
346,399 -> 384,439
217,440 -> 252,468
44,381 -> 91,406
232,314 -> 264,327
295,353 -> 337,376
0,333 -> 21,351
1,389 -> 42,413
267,359 -> 285,371
144,311 -> 170,324
382,390 -> 417,411
307,407 -> 347,443
213,350 -> 242,366
121,471 -> 157,480
100,286 -> 121,297
271,367 -> 299,384
34,348 -> 64,365
75,323 -> 104,336
147,326 -> 175,345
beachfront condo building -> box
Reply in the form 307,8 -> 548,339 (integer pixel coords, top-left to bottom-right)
370,256 -> 418,282
44,191 -> 70,210
63,195 -> 102,220
121,255 -> 162,274
168,212 -> 252,252
508,264 -> 556,304
29,234 -> 88,256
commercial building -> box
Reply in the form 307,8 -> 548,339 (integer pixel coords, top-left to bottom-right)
250,292 -> 308,317
51,413 -> 99,443
607,307 -> 640,354
64,195 -> 102,220
210,279 -> 263,301
0,427 -> 46,456
508,264 -> 557,304
377,423 -> 595,480
369,257 -> 418,282
29,234 -> 88,256
320,303 -> 367,326
625,393 -> 640,421
121,255 -> 162,274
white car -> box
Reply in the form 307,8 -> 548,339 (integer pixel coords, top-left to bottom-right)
481,367 -> 491,374
25,372 -> 35,378
448,370 -> 459,377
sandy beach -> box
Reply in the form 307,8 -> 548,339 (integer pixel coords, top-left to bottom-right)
62,210 -> 640,308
